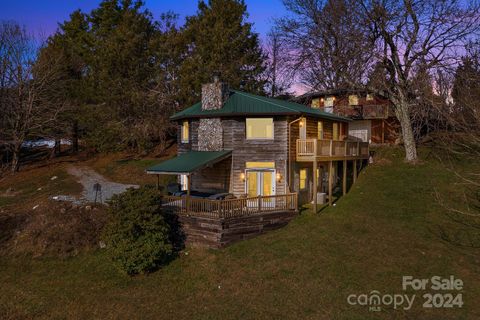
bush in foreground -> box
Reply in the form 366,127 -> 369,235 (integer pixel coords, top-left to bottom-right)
104,186 -> 173,275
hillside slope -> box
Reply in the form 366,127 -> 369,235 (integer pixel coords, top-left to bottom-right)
1,147 -> 479,319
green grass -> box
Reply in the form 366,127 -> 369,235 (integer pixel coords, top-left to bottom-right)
1,147 -> 479,319
0,166 -> 83,209
87,154 -> 175,186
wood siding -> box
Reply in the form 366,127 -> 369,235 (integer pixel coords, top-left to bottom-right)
177,210 -> 297,248
177,119 -> 199,154
177,115 -> 350,200
223,117 -> 288,197
191,157 -> 231,193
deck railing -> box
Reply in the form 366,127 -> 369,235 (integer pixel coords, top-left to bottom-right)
297,139 -> 369,159
162,193 -> 298,219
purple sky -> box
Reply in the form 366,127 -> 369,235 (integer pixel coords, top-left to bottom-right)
0,0 -> 287,39
0,0 -> 307,93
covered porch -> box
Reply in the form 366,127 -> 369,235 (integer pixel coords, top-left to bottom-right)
146,150 -> 298,248
146,150 -> 298,218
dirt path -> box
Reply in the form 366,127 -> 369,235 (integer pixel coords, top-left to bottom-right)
67,166 -> 138,204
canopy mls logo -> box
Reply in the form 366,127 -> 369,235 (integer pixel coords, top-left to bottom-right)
347,275 -> 464,312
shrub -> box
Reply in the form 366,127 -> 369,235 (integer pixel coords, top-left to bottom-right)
104,186 -> 173,275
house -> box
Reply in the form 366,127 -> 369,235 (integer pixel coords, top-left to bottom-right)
146,78 -> 369,247
296,89 -> 400,144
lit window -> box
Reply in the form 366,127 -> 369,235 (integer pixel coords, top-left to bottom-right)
311,98 -> 320,109
246,118 -> 274,139
333,123 -> 339,140
366,94 -> 374,101
324,96 -> 334,107
349,95 -> 359,105
246,162 -> 275,168
324,96 -> 334,113
181,120 -> 189,143
300,169 -> 307,190
180,174 -> 188,191
318,121 -> 324,139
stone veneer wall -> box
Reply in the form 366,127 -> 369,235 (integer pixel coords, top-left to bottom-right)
198,118 -> 223,151
201,80 -> 229,110
198,79 -> 229,151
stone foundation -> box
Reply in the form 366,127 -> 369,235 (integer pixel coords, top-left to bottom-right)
177,210 -> 298,248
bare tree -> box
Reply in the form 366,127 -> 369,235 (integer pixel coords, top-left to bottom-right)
276,0 -> 373,90
431,46 -> 480,247
358,0 -> 480,162
0,21 -> 66,173
264,29 -> 294,97
278,0 -> 480,162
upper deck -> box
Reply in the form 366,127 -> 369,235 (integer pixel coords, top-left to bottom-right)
296,139 -> 369,162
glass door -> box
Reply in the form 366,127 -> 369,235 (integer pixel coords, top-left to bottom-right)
246,169 -> 276,207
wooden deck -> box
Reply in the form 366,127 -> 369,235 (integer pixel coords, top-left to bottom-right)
162,193 -> 298,248
296,139 -> 369,161
162,193 -> 298,219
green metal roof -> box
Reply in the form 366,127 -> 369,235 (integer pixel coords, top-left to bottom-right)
170,90 -> 350,122
146,150 -> 232,174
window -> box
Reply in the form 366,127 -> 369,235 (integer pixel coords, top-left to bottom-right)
311,98 -> 320,109
349,95 -> 359,106
246,161 -> 275,169
181,120 -> 189,143
366,94 -> 374,101
246,118 -> 274,139
333,123 -> 339,140
300,169 -> 307,190
299,118 -> 306,139
318,121 -> 324,139
324,96 -> 334,113
180,174 -> 188,191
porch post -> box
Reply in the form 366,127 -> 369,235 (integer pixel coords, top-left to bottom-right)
353,160 -> 357,183
157,175 -> 160,190
328,161 -> 333,206
313,159 -> 317,213
186,174 -> 191,212
342,160 -> 347,196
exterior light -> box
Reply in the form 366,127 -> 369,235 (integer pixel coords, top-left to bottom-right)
240,172 -> 245,181
299,120 -> 304,127
276,173 -> 282,182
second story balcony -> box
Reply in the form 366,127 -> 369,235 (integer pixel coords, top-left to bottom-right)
296,139 -> 370,162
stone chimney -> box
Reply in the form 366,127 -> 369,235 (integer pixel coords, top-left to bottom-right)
197,77 -> 228,151
201,76 -> 229,110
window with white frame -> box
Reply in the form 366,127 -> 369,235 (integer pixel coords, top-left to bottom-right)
180,174 -> 188,191
324,96 -> 334,113
181,120 -> 189,143
246,118 -> 274,139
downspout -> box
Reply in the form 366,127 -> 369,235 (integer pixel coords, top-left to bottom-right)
287,116 -> 303,193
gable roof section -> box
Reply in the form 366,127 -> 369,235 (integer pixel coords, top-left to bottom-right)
171,90 -> 350,122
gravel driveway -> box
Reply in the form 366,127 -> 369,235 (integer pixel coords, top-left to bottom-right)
67,166 -> 138,204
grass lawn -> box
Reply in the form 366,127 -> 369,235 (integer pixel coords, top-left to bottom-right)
0,164 -> 83,210
86,153 -> 175,186
1,147 -> 479,319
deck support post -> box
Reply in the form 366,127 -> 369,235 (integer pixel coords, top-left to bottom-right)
313,158 -> 318,213
186,174 -> 191,212
353,160 -> 357,184
342,160 -> 347,196
328,160 -> 333,206
157,175 -> 160,190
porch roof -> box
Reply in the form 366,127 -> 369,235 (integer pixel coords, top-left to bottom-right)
146,150 -> 232,175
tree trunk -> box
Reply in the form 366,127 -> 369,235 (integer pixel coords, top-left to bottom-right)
72,120 -> 79,154
11,144 -> 21,173
395,101 -> 418,162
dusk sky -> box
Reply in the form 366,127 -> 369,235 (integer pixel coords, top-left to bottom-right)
0,0 -> 288,39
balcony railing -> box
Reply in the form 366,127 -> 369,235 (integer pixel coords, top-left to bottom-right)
320,105 -> 389,119
162,193 -> 298,219
296,139 -> 369,160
